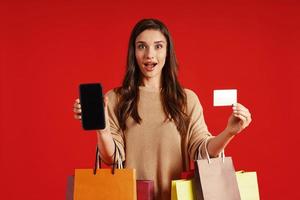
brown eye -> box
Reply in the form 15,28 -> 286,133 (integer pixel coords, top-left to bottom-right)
137,44 -> 146,49
155,44 -> 163,49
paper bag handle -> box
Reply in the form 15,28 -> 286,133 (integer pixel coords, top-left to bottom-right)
204,138 -> 225,164
93,140 -> 120,175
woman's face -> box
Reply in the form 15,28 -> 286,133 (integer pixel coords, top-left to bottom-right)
135,29 -> 167,81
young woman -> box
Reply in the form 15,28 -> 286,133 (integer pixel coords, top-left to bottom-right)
73,18 -> 252,200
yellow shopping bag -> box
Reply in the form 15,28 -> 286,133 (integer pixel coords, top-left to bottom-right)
236,171 -> 260,200
171,179 -> 196,200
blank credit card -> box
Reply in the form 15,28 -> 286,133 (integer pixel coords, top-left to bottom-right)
213,89 -> 237,107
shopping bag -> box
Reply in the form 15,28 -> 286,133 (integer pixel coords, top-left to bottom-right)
68,177 -> 153,200
74,168 -> 136,200
171,179 -> 196,200
194,151 -> 241,200
236,171 -> 260,200
137,180 -> 154,200
73,142 -> 137,200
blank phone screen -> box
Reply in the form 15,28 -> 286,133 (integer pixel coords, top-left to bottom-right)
79,83 -> 105,130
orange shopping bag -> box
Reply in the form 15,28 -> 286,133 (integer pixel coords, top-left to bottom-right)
73,142 -> 137,200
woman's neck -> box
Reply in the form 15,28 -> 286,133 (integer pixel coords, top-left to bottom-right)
140,76 -> 162,90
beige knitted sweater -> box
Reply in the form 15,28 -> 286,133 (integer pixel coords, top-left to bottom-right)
106,87 -> 212,200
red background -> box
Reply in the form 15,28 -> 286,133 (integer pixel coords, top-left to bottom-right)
1,0 -> 299,199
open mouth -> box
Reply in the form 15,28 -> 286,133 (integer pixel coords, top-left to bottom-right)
143,62 -> 158,71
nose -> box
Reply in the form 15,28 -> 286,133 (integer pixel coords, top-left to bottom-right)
145,46 -> 155,59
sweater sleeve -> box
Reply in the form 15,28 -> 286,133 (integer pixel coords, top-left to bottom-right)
106,90 -> 126,163
185,89 -> 213,160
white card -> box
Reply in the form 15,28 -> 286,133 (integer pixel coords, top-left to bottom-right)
213,89 -> 237,107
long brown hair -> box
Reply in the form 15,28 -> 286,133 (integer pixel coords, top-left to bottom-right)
115,18 -> 188,135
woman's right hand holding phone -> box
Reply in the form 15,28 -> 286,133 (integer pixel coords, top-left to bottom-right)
73,98 -> 82,120
73,97 -> 111,133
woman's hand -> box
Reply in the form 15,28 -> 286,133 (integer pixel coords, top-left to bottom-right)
73,97 -> 111,133
73,98 -> 82,120
226,103 -> 252,135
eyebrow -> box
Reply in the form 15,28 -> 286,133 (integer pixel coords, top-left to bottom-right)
136,41 -> 166,44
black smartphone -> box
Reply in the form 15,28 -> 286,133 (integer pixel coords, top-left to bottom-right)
79,83 -> 105,130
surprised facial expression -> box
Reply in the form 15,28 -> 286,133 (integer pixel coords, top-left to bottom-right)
135,29 -> 167,80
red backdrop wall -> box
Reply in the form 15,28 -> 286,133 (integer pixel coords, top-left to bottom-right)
1,1 -> 299,199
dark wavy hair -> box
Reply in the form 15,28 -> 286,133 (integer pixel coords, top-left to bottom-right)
115,18 -> 188,135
